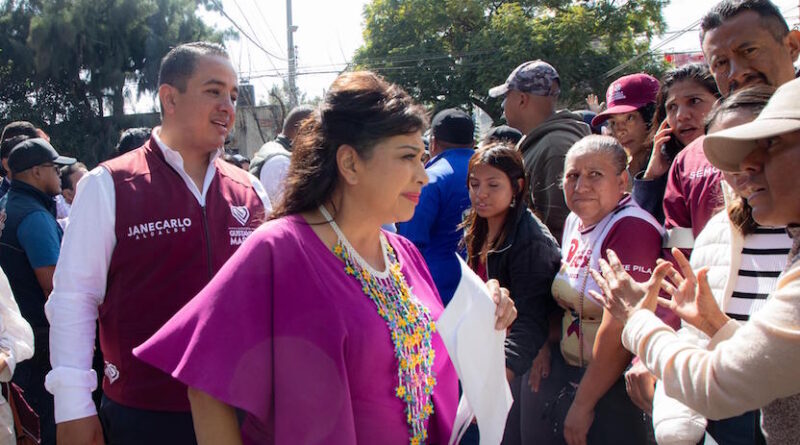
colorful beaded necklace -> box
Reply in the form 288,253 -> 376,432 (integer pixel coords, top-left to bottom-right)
320,206 -> 437,445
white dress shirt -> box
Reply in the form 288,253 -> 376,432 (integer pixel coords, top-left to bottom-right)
55,195 -> 70,220
55,195 -> 71,230
44,128 -> 271,423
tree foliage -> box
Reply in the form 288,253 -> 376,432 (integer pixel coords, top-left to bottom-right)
354,0 -> 669,120
0,0 -> 228,165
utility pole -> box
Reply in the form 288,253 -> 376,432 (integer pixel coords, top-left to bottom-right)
286,0 -> 298,108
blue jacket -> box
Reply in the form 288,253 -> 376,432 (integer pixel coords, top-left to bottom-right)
397,147 -> 473,305
0,180 -> 62,329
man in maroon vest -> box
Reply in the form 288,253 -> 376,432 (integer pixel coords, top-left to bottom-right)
45,42 -> 271,445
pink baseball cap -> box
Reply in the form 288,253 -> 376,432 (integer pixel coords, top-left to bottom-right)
591,73 -> 660,127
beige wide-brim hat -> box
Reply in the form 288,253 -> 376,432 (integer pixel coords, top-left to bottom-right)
704,77 -> 800,172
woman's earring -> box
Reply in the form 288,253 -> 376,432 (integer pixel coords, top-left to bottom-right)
510,197 -> 516,208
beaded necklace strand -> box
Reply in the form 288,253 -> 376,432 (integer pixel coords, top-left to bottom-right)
320,206 -> 437,445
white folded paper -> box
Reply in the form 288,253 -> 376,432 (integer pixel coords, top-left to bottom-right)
438,256 -> 513,445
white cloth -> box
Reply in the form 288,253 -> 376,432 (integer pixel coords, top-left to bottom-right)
0,269 -> 34,383
56,195 -> 71,231
438,257 -> 512,445
44,128 -> 271,423
0,269 -> 34,445
257,141 -> 291,204
55,195 -> 70,220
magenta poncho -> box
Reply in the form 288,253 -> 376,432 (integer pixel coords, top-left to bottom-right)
134,215 -> 458,444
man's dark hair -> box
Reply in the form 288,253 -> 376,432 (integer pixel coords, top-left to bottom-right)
481,125 -> 523,146
282,105 -> 314,134
0,121 -> 38,156
0,135 -> 32,161
158,42 -> 229,92
700,0 -> 789,42
115,127 -> 151,156
60,162 -> 87,190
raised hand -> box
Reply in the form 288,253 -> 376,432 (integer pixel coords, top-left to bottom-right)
656,248 -> 730,337
588,250 -> 672,324
643,120 -> 674,179
585,94 -> 604,114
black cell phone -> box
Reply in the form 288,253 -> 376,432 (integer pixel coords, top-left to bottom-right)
660,137 -> 684,161
658,122 -> 685,162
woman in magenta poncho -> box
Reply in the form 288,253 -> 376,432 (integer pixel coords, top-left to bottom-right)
134,71 -> 516,444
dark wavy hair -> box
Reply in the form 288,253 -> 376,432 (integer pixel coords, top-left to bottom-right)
271,71 -> 428,219
462,142 -> 527,270
651,64 -> 721,159
705,85 -> 775,235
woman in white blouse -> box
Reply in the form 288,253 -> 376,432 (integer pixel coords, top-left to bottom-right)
0,267 -> 34,444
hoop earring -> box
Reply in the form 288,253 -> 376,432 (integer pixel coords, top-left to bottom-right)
510,197 -> 516,208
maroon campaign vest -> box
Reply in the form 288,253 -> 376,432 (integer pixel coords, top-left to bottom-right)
99,138 -> 265,411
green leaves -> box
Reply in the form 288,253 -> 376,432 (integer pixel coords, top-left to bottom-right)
0,0 -> 228,165
355,0 -> 670,121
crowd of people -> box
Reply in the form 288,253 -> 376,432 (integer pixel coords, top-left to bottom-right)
0,0 -> 797,444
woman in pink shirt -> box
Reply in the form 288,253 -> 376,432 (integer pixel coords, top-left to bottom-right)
134,71 -> 517,445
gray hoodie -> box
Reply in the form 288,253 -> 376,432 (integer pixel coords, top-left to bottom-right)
517,110 -> 590,243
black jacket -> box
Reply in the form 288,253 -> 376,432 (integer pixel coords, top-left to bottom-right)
486,208 -> 561,376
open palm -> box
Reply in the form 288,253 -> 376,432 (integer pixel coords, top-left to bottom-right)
588,250 -> 671,324
657,248 -> 728,336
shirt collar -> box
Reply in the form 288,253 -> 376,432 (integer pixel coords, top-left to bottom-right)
426,147 -> 474,167
151,127 -> 223,172
10,179 -> 57,216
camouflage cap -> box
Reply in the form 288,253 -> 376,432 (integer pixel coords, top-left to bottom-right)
489,60 -> 560,98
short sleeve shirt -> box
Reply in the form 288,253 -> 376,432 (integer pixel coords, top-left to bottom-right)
17,211 -> 61,268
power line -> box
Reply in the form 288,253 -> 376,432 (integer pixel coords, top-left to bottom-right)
635,4 -> 800,75
229,0 -> 282,78
659,11 -> 799,35
241,4 -> 800,87
248,57 -> 503,80
251,0 -> 286,56
603,17 -> 702,79
209,0 -> 287,62
241,48 -> 500,79
231,0 -> 268,50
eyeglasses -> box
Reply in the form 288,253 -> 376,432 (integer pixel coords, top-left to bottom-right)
35,163 -> 60,173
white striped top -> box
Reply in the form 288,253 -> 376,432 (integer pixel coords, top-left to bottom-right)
727,226 -> 791,321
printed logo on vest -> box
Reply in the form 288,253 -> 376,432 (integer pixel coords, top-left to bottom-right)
228,206 -> 255,245
126,218 -> 192,239
231,206 -> 250,226
104,361 -> 120,384
228,226 -> 255,246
